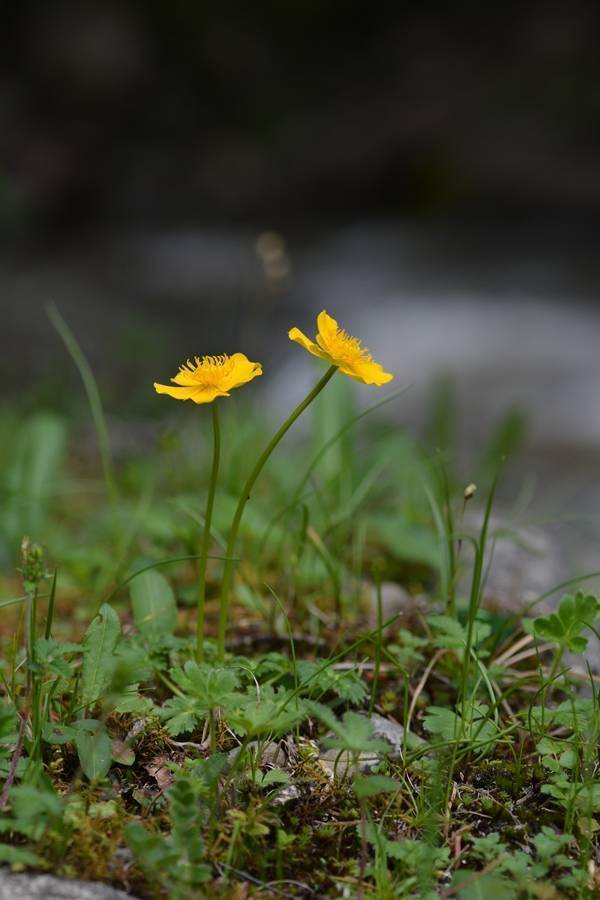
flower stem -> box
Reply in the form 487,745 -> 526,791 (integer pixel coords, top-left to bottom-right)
216,365 -> 337,661
196,401 -> 221,662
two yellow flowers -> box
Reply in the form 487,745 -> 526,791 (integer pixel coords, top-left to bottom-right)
154,310 -> 393,402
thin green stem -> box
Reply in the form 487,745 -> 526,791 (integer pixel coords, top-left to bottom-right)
368,574 -> 383,716
26,587 -> 42,762
46,303 -> 118,510
460,473 -> 498,723
45,570 -> 57,640
216,365 -> 337,661
197,402 -> 221,662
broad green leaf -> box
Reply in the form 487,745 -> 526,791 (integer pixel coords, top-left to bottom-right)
0,844 -> 41,866
42,721 -> 78,745
75,726 -> 112,781
451,870 -> 516,899
255,769 -> 291,788
366,514 -> 441,568
130,570 -> 177,641
80,604 -> 121,708
8,784 -> 63,828
353,774 -> 399,798
3,413 -> 66,547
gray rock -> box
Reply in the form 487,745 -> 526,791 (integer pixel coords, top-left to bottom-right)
318,714 -> 410,778
366,581 -> 426,629
369,714 -> 405,759
318,747 -> 380,779
272,784 -> 302,805
227,739 -> 288,770
460,513 -> 563,616
0,872 -> 135,900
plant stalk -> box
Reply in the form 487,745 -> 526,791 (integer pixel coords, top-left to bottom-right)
216,365 -> 337,660
196,401 -> 221,662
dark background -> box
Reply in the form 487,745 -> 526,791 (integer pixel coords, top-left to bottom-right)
3,0 -> 600,231
2,0 -> 600,425
2,0 -> 600,580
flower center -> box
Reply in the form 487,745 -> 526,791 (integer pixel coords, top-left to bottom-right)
329,328 -> 369,364
180,354 -> 234,387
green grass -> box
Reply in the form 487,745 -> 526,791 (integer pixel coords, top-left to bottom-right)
0,349 -> 599,898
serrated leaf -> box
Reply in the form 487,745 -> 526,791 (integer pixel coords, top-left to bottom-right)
158,696 -> 204,736
534,591 -> 600,653
227,696 -> 304,738
171,662 -> 240,707
306,702 -> 391,755
423,706 -> 461,740
130,570 -> 177,641
423,703 -> 497,747
81,604 -> 121,708
296,660 -> 367,703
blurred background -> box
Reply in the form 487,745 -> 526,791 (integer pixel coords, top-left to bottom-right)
2,0 -> 600,576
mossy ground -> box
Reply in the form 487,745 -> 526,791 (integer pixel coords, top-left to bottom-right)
1,377 -> 599,897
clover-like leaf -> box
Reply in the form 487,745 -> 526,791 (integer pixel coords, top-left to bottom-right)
158,696 -> 205,736
305,701 -> 391,755
423,702 -> 497,747
534,591 -> 600,654
171,662 -> 241,709
227,694 -> 304,738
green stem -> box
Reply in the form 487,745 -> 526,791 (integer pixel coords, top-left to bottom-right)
460,473 -> 497,724
216,365 -> 337,661
26,587 -> 41,762
368,574 -> 383,716
46,303 -> 118,510
197,402 -> 221,662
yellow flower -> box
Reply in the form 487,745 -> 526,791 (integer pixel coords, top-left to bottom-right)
288,310 -> 393,386
154,353 -> 262,404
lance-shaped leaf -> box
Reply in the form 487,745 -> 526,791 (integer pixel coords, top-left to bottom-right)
130,570 -> 177,642
81,604 -> 121,708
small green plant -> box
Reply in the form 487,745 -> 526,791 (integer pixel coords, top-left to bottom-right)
534,590 -> 600,655
127,767 -> 220,897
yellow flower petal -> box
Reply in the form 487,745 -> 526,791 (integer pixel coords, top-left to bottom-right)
153,383 -> 229,404
154,352 -> 262,404
289,311 -> 393,387
222,353 -> 263,390
315,310 -> 340,352
339,358 -> 393,386
288,327 -> 330,362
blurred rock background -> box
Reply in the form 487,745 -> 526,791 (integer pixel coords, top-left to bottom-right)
2,0 -> 600,582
